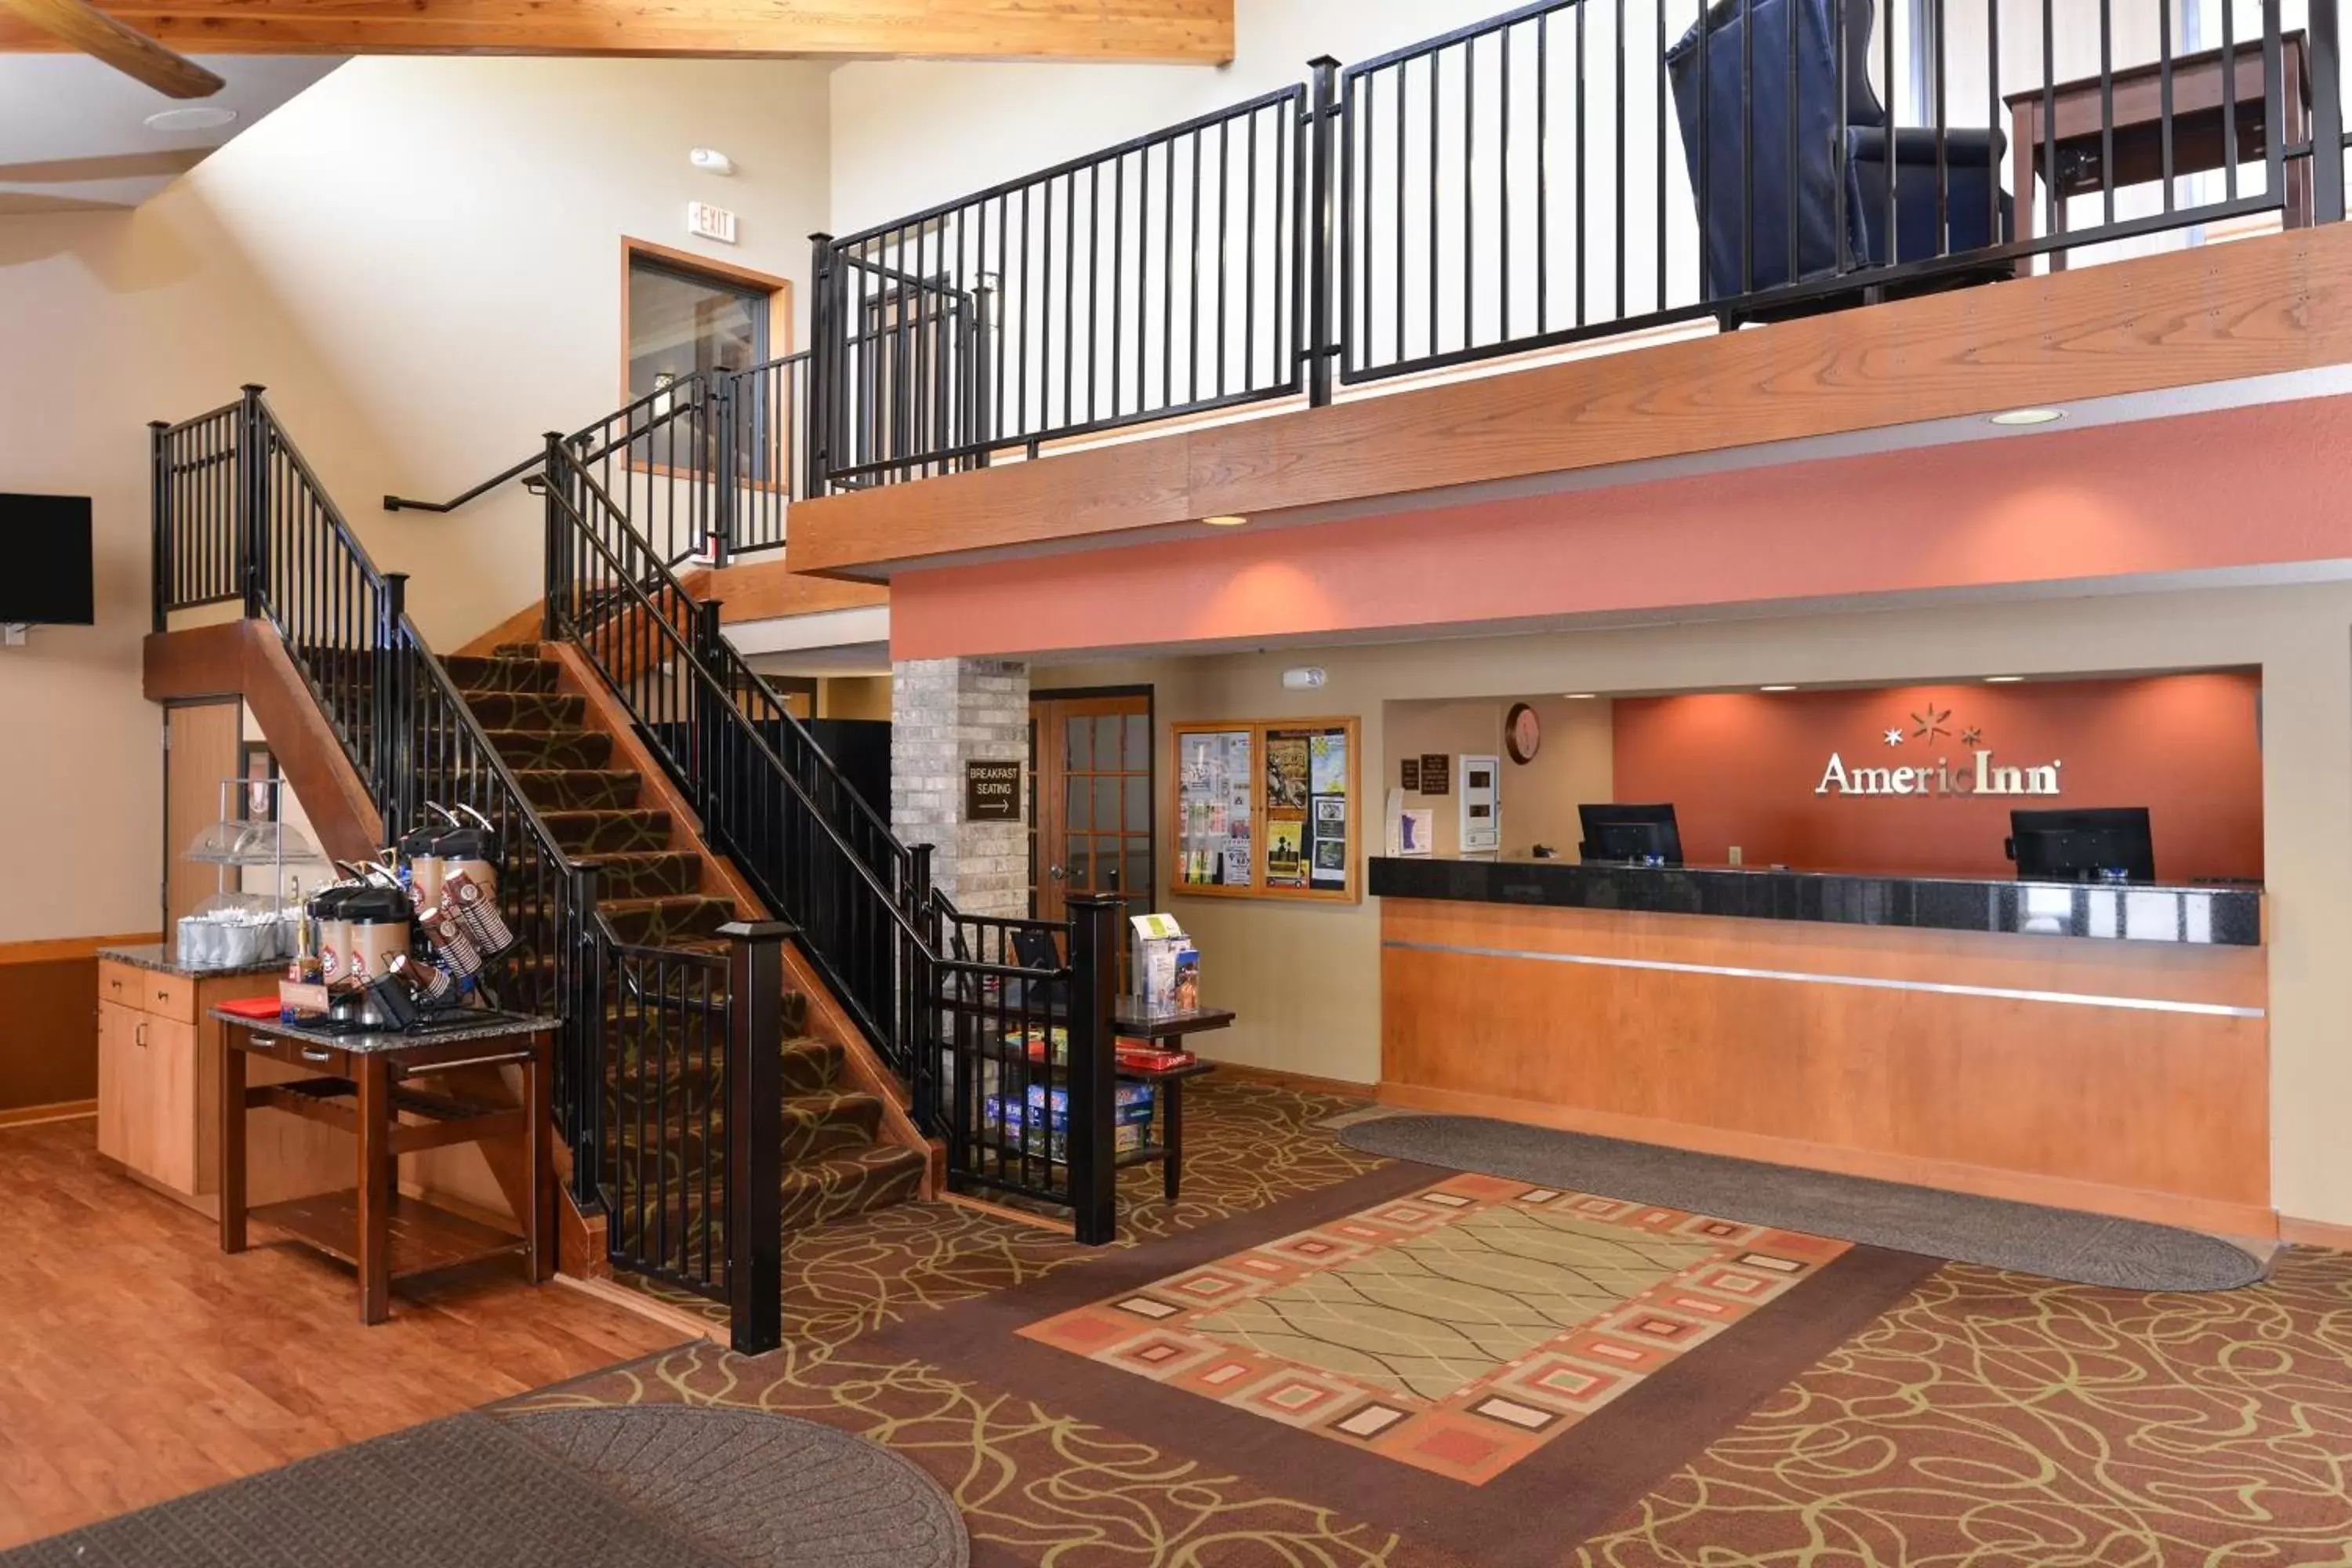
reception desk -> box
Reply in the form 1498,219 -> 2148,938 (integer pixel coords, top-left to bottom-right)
1369,857 -> 2271,1236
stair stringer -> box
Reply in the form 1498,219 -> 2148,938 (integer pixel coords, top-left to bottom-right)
538,639 -> 942,1200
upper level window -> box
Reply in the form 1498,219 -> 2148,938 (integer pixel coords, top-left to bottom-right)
622,241 -> 785,401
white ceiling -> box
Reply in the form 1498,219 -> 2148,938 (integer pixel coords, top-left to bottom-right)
0,53 -> 343,214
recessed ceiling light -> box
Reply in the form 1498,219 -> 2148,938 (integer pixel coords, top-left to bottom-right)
144,107 -> 239,133
1987,408 -> 2064,426
1561,692 -> 1596,700
1985,674 -> 2025,683
1759,684 -> 1797,692
1202,514 -> 1248,528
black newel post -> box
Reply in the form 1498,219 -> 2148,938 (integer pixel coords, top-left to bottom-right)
1306,56 -> 1341,408
566,862 -> 605,1210
2316,0 -> 2347,225
709,372 -> 738,568
1065,892 -> 1122,1246
148,419 -> 170,634
540,432 -> 569,642
720,918 -> 793,1355
237,384 -> 269,619
376,572 -> 410,837
807,233 -> 836,498
906,843 -> 937,1131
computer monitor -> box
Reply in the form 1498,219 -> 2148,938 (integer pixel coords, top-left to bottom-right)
2005,807 -> 2155,884
1577,803 -> 1683,866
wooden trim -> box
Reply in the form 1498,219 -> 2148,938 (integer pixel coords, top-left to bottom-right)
1170,716 -> 1360,902
1201,1060 -> 1377,1099
0,1 -> 1238,61
0,933 -> 159,967
549,1272 -> 724,1345
2278,1216 -> 2352,1252
1376,1080 -> 2280,1240
0,1099 -> 96,1130
940,1189 -> 1078,1233
620,238 -> 793,405
788,223 -> 2352,579
679,561 -> 888,626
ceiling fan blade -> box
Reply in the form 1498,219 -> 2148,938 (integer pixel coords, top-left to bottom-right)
0,0 -> 224,98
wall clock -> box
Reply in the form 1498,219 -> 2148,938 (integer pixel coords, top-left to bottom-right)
1504,702 -> 1541,764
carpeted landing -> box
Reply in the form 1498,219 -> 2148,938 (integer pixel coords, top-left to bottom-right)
0,1406 -> 965,1568
1341,1113 -> 2270,1290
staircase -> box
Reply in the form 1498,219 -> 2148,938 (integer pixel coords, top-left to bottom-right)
446,645 -> 927,1240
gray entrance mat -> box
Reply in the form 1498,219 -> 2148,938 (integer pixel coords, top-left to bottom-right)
1341,1115 -> 2270,1292
4,1406 -> 967,1568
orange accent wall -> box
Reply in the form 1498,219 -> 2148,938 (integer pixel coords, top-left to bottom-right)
887,395 -> 2352,660
1610,673 -> 2263,881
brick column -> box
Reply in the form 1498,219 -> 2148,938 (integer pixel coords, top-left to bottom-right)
891,657 -> 1030,916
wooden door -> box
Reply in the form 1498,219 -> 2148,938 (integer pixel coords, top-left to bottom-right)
1029,692 -> 1154,925
165,701 -> 243,932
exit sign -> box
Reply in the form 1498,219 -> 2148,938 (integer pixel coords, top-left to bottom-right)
686,201 -> 739,245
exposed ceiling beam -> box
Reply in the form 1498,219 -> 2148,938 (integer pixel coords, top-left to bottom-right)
0,0 -> 222,95
0,0 -> 1235,61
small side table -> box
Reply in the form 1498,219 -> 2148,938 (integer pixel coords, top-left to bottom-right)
215,1010 -> 557,1324
1113,1006 -> 1233,1201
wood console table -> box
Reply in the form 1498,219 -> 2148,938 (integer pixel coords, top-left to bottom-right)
214,1011 -> 557,1324
1114,1006 -> 1232,1201
2005,30 -> 2311,274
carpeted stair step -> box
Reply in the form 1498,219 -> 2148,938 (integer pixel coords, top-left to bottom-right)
575,850 -> 701,901
494,642 -> 546,661
513,768 -> 644,811
539,808 -> 671,855
782,1088 -> 888,1163
444,655 -> 561,693
778,1142 -> 928,1235
485,727 -> 614,771
464,691 -> 586,730
778,1036 -> 844,1097
601,895 -> 739,948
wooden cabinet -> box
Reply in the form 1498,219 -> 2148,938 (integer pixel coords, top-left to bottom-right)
95,960 -> 345,1214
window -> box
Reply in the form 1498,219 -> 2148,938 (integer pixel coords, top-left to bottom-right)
624,244 -> 778,398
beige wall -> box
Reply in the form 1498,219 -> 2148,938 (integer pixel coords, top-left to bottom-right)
1046,576 -> 2352,1226
0,56 -> 830,946
1385,695 -> 1613,858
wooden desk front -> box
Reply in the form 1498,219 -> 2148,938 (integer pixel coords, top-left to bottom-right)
1379,897 -> 2270,1236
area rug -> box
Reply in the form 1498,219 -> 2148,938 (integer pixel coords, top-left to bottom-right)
858,1159 -> 1938,1568
1344,1114 -> 2269,1290
2,1406 -> 967,1568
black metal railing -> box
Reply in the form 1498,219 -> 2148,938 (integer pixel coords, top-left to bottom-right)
928,894 -> 1123,1242
813,0 -> 2344,481
811,81 -> 1319,489
539,434 -> 937,1102
151,387 -> 785,1352
384,350 -> 811,567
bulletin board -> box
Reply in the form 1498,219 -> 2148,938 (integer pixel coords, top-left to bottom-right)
1171,717 -> 1360,902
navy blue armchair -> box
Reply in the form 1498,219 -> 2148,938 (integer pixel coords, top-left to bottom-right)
1665,0 -> 2012,310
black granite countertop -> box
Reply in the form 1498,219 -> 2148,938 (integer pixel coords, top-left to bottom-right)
209,1007 -> 560,1055
99,943 -> 286,979
1368,856 -> 2263,946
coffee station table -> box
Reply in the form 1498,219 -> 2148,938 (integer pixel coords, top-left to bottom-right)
212,1009 -> 558,1324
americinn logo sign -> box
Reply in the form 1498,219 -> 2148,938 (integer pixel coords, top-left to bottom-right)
1814,704 -> 2063,798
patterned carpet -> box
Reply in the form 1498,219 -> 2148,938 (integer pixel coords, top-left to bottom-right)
521,1080 -> 2352,1566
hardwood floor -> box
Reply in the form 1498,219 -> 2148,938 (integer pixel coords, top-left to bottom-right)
0,1115 -> 686,1549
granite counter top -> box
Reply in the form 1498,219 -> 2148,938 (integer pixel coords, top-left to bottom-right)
1368,856 -> 2263,946
209,1008 -> 560,1055
99,943 -> 287,979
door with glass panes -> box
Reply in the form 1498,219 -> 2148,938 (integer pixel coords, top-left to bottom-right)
1029,691 -> 1154,927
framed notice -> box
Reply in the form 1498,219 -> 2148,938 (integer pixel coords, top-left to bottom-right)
1170,717 -> 1359,902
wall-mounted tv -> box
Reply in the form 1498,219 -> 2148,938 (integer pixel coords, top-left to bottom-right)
0,494 -> 95,626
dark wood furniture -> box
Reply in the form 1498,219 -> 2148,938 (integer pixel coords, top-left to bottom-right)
216,1011 -> 557,1324
2005,30 -> 2311,274
1114,1005 -> 1232,1201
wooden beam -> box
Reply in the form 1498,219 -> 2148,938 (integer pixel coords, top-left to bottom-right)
0,0 -> 1234,60
0,0 -> 222,94
788,223 -> 2352,580
680,560 -> 887,625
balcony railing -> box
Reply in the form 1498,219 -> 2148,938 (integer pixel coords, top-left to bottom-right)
812,0 -> 2346,488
